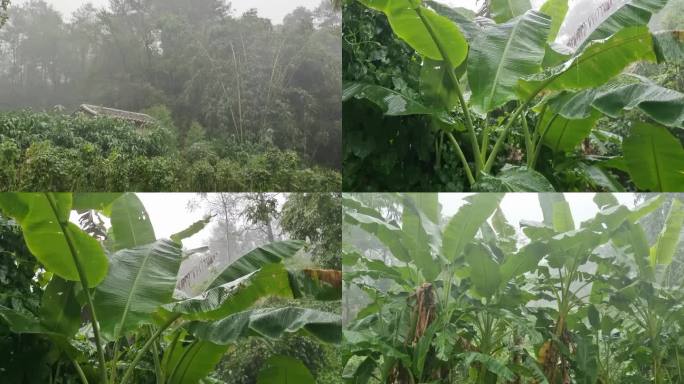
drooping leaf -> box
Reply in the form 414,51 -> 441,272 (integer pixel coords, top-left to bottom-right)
473,166 -> 556,192
163,336 -> 227,384
94,239 -> 182,339
592,82 -> 684,128
343,82 -> 433,116
623,123 -> 684,191
612,221 -> 653,279
164,263 -> 294,321
0,193 -> 108,287
186,307 -> 342,345
0,305 -> 56,335
110,192 -> 156,251
490,0 -> 531,23
207,240 -> 306,290
442,194 -> 503,262
468,10 -> 550,113
649,199 -> 684,266
518,26 -> 656,101
465,243 -> 501,298
585,0 -> 669,43
359,0 -> 469,66
256,355 -> 315,384
541,109 -> 601,153
40,277 -> 81,337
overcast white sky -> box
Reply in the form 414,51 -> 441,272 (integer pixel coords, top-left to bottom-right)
14,0 -> 324,23
440,193 -> 637,230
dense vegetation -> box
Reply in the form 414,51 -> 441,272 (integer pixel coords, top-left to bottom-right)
0,0 -> 341,191
0,111 -> 340,191
343,193 -> 684,383
343,0 -> 684,192
0,193 -> 342,383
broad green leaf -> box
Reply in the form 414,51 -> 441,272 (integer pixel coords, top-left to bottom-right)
468,11 -> 550,113
649,199 -> 684,266
401,195 -> 441,281
40,277 -> 80,337
186,307 -> 342,345
423,0 -> 479,39
612,221 -> 653,279
593,193 -> 619,209
587,305 -> 600,328
110,192 -> 156,250
94,239 -> 182,339
405,193 -> 440,223
442,194 -> 503,262
257,355 -> 315,384
207,240 -> 306,290
71,193 -> 122,213
490,0 -> 531,23
585,0 -> 668,43
421,58 -> 459,110
343,82 -> 433,116
592,82 -> 684,128
653,30 -> 684,64
552,199 -> 574,232
345,211 -> 411,262
360,0 -> 468,66
540,0 -> 568,42
163,336 -> 227,384
545,89 -> 597,119
623,123 -> 684,191
500,242 -> 547,282
465,243 -> 501,298
538,193 -> 566,227
170,216 -> 212,244
473,166 -> 556,192
541,109 -> 601,152
518,26 -> 656,101
0,305 -> 56,335
0,193 -> 108,287
164,264 -> 294,320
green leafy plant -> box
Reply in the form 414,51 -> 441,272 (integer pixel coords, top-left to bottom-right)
344,0 -> 684,191
343,192 -> 684,383
0,193 -> 342,383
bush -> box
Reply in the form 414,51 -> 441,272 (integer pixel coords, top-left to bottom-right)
0,111 -> 340,191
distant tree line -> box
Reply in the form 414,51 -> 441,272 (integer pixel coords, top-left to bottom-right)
0,0 -> 341,169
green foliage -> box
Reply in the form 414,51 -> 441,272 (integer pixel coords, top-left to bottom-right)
0,193 -> 342,383
344,0 -> 684,191
0,111 -> 340,192
281,193 -> 342,269
343,192 -> 684,383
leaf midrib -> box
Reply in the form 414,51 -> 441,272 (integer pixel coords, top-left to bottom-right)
116,245 -> 154,338
485,19 -> 523,109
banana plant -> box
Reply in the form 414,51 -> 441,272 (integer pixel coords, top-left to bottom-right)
344,0 -> 684,191
343,193 -> 563,382
0,193 -> 342,384
595,196 -> 684,383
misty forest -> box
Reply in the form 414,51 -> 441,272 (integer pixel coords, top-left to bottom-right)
0,0 -> 341,192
